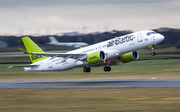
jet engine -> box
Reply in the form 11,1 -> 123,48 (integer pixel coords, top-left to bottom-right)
119,51 -> 139,63
87,51 -> 106,64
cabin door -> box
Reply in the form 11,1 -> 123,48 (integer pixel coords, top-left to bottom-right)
137,33 -> 143,42
48,60 -> 52,68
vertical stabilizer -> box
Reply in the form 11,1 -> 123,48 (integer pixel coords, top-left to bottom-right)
49,37 -> 59,43
22,37 -> 49,63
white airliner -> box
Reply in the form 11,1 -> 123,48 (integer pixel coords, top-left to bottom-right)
9,30 -> 164,72
47,36 -> 89,48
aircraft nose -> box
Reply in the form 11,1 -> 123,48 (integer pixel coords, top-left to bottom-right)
156,34 -> 164,44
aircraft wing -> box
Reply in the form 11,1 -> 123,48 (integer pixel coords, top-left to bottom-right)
18,47 -> 87,60
29,52 -> 87,60
8,65 -> 38,68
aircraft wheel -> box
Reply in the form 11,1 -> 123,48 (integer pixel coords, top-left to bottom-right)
107,67 -> 111,72
151,52 -> 156,56
104,67 -> 111,72
104,67 -> 108,72
83,68 -> 87,73
83,67 -> 91,73
87,67 -> 91,72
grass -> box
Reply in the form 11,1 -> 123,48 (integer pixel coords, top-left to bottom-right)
0,57 -> 31,63
0,88 -> 180,112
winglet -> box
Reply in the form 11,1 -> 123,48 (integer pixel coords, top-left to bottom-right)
18,47 -> 29,54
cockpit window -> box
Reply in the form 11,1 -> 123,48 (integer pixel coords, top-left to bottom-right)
147,31 -> 157,36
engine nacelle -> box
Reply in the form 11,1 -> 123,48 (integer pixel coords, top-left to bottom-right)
120,51 -> 139,63
87,51 -> 106,64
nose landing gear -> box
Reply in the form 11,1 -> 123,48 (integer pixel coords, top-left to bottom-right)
149,45 -> 156,56
151,51 -> 156,56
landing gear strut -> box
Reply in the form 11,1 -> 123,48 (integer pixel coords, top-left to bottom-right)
104,61 -> 111,72
150,45 -> 156,56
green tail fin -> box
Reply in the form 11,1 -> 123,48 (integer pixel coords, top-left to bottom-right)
22,37 -> 49,63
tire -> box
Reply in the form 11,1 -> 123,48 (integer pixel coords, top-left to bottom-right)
83,68 -> 87,73
151,52 -> 156,56
107,67 -> 111,72
83,67 -> 91,73
87,67 -> 91,72
104,67 -> 108,72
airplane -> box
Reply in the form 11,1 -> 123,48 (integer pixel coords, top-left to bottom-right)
9,30 -> 164,72
47,36 -> 89,48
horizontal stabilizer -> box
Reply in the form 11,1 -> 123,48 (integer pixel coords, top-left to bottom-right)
18,47 -> 29,54
8,65 -> 38,68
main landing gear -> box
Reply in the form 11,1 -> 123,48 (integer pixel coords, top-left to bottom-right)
104,66 -> 111,72
83,63 -> 91,73
104,60 -> 111,72
150,45 -> 156,56
83,67 -> 91,73
83,61 -> 112,73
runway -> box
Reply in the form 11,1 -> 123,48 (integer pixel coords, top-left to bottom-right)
0,79 -> 180,88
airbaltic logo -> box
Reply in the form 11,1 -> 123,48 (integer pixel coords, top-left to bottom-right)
89,56 -> 97,60
31,55 -> 43,61
107,35 -> 135,47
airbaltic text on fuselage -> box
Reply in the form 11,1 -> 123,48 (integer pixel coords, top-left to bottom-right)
31,55 -> 43,61
107,35 -> 135,47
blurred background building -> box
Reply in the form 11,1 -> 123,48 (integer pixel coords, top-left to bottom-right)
0,40 -> 8,48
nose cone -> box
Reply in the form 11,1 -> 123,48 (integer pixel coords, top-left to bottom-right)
155,34 -> 164,44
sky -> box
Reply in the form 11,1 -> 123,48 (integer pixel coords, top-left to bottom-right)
0,0 -> 180,35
